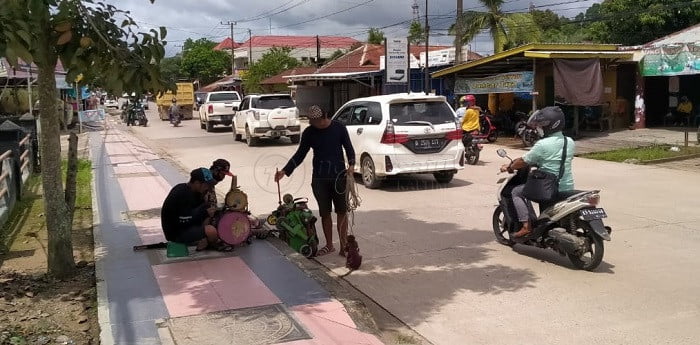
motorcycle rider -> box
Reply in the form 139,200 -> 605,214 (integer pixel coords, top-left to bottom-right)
499,106 -> 575,238
459,95 -> 481,147
169,98 -> 179,123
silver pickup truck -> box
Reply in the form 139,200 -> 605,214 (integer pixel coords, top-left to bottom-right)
199,91 -> 242,132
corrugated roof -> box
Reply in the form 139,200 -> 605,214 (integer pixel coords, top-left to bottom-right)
213,38 -> 241,51
260,67 -> 318,85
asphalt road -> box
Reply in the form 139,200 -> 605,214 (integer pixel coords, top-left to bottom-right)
125,104 -> 700,345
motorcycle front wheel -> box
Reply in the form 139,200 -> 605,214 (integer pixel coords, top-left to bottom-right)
465,150 -> 480,165
567,224 -> 605,271
492,206 -> 514,246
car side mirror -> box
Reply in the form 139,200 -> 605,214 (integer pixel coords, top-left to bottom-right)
496,149 -> 508,158
232,105 -> 239,111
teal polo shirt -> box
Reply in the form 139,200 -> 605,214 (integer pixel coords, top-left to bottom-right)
523,131 -> 575,192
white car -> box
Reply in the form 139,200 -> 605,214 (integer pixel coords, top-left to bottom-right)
105,98 -> 119,109
199,91 -> 241,132
332,93 -> 465,188
233,94 -> 301,146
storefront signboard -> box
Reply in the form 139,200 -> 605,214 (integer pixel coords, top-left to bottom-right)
642,43 -> 700,76
455,71 -> 534,94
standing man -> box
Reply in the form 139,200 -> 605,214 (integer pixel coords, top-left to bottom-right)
460,94 -> 481,146
275,105 -> 356,257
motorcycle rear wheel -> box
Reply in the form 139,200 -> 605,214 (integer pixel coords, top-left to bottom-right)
567,224 -> 604,271
522,132 -> 537,147
492,206 -> 514,246
487,131 -> 498,143
465,149 -> 480,165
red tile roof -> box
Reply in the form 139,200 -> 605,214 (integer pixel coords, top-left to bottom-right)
213,38 -> 241,51
260,67 -> 318,85
318,44 -> 453,74
237,36 -> 360,49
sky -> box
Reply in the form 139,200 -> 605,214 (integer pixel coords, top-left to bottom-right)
105,0 -> 602,57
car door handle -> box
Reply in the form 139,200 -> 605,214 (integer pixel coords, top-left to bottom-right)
357,128 -> 363,135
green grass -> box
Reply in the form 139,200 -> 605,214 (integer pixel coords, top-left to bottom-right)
581,145 -> 700,162
61,159 -> 93,208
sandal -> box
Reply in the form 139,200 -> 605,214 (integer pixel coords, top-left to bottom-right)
215,243 -> 234,252
316,246 -> 335,257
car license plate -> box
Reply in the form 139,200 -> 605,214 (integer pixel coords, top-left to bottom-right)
414,138 -> 444,150
580,208 -> 607,220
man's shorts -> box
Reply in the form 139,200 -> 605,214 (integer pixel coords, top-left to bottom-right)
172,225 -> 206,244
311,174 -> 348,216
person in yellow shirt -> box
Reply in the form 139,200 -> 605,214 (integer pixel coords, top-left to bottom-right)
675,96 -> 693,126
460,94 -> 481,147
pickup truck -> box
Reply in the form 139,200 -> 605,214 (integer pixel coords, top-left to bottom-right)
199,91 -> 241,132
233,94 -> 301,146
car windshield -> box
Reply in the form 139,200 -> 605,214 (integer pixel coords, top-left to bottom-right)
257,96 -> 294,109
209,93 -> 239,102
389,101 -> 456,125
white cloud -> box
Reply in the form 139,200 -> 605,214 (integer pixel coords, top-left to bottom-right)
104,0 -> 602,56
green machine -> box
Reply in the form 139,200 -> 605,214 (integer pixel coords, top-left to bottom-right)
266,194 -> 319,258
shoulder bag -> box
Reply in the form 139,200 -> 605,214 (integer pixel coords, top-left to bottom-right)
522,137 -> 568,203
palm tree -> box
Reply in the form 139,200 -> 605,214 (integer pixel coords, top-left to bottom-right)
451,0 -> 542,54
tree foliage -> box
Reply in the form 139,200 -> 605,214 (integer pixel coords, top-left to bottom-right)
160,56 -> 182,84
243,47 -> 299,93
408,21 -> 426,45
180,38 -> 230,85
0,0 -> 169,278
451,0 -> 542,54
367,28 -> 385,45
585,0 -> 700,46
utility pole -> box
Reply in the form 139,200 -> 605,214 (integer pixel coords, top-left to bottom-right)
221,21 -> 236,75
424,0 -> 430,94
455,0 -> 463,64
248,29 -> 253,68
316,35 -> 321,67
269,17 -> 272,35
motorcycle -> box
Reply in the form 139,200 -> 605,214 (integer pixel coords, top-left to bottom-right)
169,111 -> 181,127
492,149 -> 612,271
514,111 -> 542,147
463,131 -> 484,165
125,103 -> 148,127
478,112 -> 498,143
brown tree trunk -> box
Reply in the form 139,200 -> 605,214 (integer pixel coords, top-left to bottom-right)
37,62 -> 75,278
65,132 -> 79,224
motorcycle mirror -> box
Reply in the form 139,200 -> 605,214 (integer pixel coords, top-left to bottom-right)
496,149 -> 508,158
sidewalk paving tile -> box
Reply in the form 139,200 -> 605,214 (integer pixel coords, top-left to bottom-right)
152,257 -> 281,317
133,218 -> 166,244
117,175 -> 171,211
290,300 -> 356,329
291,304 -> 384,345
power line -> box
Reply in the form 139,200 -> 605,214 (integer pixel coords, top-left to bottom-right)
272,0 -> 375,29
235,0 -> 311,23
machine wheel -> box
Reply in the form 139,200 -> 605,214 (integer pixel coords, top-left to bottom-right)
361,156 -> 382,189
492,206 -> 515,246
433,171 -> 454,184
266,214 -> 278,225
290,135 -> 301,144
205,120 -> 214,132
246,126 -> 260,146
568,225 -> 605,271
300,244 -> 314,258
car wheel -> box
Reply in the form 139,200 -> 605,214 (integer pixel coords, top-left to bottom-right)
290,135 -> 300,144
246,126 -> 259,147
205,121 -> 213,132
361,156 -> 382,189
433,171 -> 455,184
233,126 -> 242,141
200,119 -> 206,129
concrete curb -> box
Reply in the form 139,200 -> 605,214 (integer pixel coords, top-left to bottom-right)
89,132 -> 116,345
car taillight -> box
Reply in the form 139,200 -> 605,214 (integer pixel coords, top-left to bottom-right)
385,156 -> 393,172
207,105 -> 213,114
445,129 -> 463,141
380,123 -> 409,144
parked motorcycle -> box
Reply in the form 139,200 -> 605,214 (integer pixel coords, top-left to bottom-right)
492,149 -> 612,271
478,112 -> 498,143
514,111 -> 542,147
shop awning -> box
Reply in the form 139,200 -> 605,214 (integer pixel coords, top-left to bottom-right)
432,43 -> 621,78
523,51 -> 633,59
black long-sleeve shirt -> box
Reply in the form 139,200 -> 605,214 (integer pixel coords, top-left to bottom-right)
283,121 -> 356,179
161,183 -> 208,241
